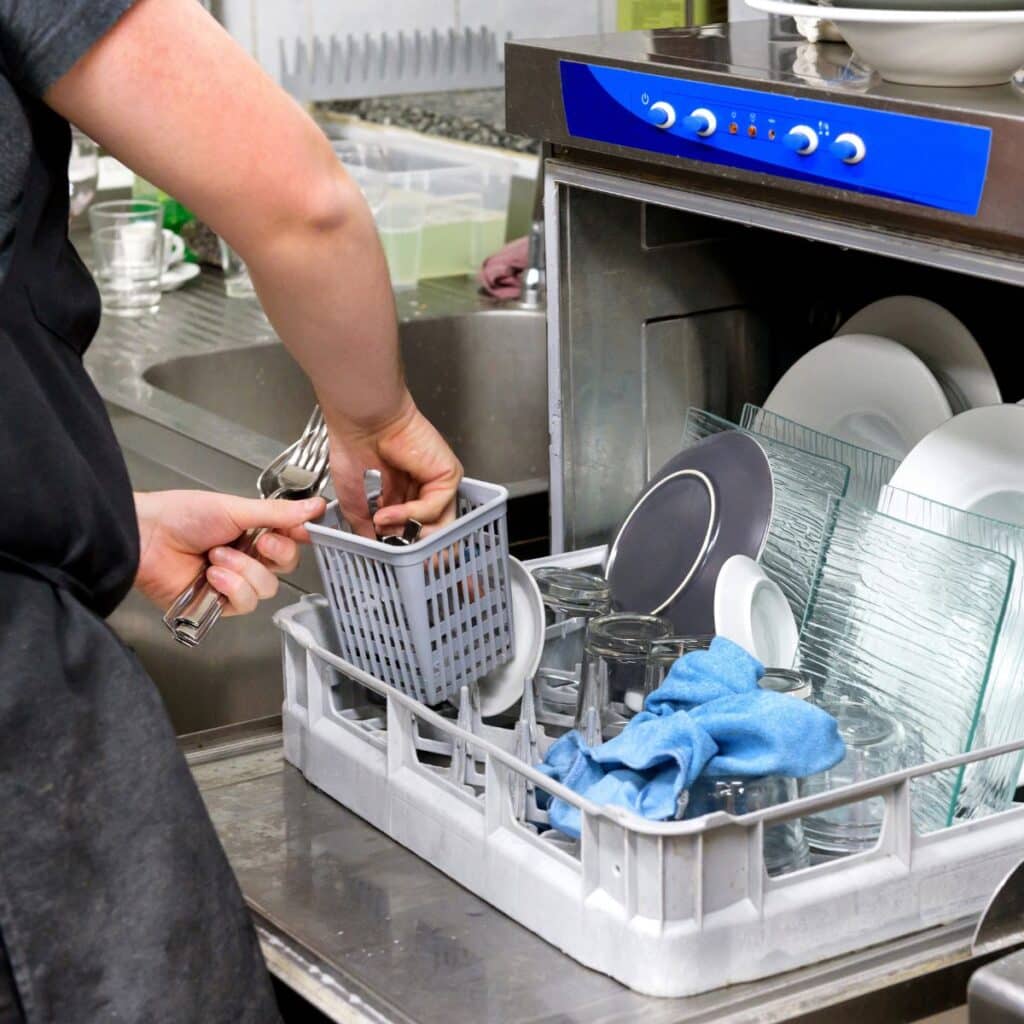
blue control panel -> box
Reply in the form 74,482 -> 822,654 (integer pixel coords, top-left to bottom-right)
560,61 -> 992,215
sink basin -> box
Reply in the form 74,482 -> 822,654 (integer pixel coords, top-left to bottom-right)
144,310 -> 549,495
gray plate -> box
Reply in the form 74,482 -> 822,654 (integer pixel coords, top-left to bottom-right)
605,432 -> 774,635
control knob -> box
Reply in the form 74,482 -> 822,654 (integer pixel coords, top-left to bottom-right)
648,101 -> 676,129
681,107 -> 717,138
783,125 -> 819,155
830,132 -> 867,164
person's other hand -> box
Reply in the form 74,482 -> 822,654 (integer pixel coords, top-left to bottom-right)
134,490 -> 326,615
328,396 -> 463,540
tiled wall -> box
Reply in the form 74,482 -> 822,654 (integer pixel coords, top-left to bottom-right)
214,0 -> 764,95
216,0 -> 616,86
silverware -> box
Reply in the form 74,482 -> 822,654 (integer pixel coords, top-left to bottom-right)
164,407 -> 330,647
363,469 -> 383,538
362,469 -> 422,546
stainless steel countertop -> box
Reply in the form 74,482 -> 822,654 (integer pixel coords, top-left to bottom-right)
84,259 -> 500,477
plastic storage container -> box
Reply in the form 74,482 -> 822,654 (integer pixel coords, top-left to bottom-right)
328,125 -> 514,285
306,478 -> 514,706
276,545 -> 1024,999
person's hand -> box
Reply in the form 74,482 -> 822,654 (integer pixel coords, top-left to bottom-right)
133,490 -> 327,615
327,396 -> 463,540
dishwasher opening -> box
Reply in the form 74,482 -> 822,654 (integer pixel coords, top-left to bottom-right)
549,181 -> 1023,553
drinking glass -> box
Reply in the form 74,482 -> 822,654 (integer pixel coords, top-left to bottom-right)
89,200 -> 164,317
643,635 -> 714,695
218,238 -> 256,298
575,613 -> 673,745
800,695 -> 919,856
532,568 -> 612,725
685,775 -> 811,876
759,667 -> 812,700
375,191 -> 427,291
68,129 -> 99,221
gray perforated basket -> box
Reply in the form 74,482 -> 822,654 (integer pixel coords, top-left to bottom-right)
306,478 -> 513,705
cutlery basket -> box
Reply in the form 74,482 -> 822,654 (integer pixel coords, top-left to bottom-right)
306,478 -> 513,706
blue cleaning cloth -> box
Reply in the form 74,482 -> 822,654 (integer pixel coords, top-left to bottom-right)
538,637 -> 845,839
645,638 -> 764,715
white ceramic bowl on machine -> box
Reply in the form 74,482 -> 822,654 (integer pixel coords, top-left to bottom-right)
747,0 -> 1024,86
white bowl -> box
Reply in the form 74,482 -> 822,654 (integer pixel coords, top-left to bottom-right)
838,19 -> 1024,85
747,0 -> 1024,85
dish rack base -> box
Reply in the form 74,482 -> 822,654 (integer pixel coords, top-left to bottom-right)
276,555 -> 1024,999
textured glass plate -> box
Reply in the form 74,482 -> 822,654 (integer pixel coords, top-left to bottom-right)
682,408 -> 851,629
741,403 -> 900,507
878,485 -> 1024,821
799,498 -> 1013,831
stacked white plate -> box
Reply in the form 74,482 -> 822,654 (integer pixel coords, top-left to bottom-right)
763,296 -> 999,460
746,0 -> 1024,86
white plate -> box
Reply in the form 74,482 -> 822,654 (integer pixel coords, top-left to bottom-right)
714,555 -> 799,669
744,0 -> 1024,85
764,334 -> 952,460
889,405 -> 1024,527
473,557 -> 545,718
161,262 -> 200,292
839,297 -> 1000,413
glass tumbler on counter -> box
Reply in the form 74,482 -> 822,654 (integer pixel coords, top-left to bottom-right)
89,200 -> 164,317
532,568 -> 612,726
685,775 -> 811,877
575,613 -> 673,746
375,190 -> 427,291
218,238 -> 256,299
68,128 -> 98,221
800,696 -> 916,856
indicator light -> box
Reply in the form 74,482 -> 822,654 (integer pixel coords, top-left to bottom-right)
747,124 -> 757,138
728,122 -> 738,135
768,128 -> 776,141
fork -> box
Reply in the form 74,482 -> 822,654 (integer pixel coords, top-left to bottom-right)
163,407 -> 330,648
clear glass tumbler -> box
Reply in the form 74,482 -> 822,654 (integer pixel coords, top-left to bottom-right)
685,775 -> 811,877
89,199 -> 164,317
800,696 -> 912,856
68,128 -> 98,221
375,190 -> 427,291
759,668 -> 813,700
575,613 -> 673,746
532,568 -> 612,726
218,238 -> 256,299
643,635 -> 714,696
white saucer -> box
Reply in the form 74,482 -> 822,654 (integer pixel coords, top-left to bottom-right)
839,297 -> 1000,413
161,262 -> 200,292
473,557 -> 545,718
889,405 -> 1024,527
714,555 -> 798,669
764,334 -> 952,460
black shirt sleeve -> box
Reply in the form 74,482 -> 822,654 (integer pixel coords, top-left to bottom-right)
0,0 -> 138,97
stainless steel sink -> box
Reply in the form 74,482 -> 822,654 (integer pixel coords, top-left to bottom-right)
144,309 -> 549,496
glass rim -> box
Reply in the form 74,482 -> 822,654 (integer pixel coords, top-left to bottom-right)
533,567 -> 611,605
88,199 -> 163,222
585,613 -> 673,657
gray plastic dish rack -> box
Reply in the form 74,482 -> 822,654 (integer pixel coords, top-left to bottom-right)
275,547 -> 1024,999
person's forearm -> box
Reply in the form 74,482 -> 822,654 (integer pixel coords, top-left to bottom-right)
240,171 -> 410,436
46,0 -> 409,434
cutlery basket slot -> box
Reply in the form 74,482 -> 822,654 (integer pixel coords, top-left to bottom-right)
307,478 -> 514,705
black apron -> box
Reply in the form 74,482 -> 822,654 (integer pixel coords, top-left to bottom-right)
0,81 -> 281,1023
